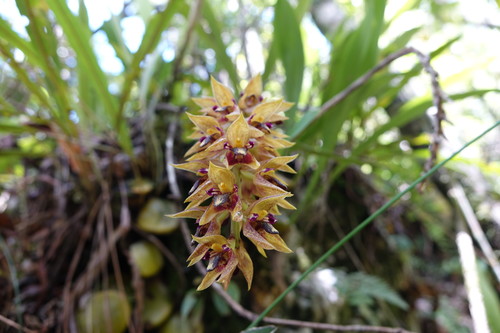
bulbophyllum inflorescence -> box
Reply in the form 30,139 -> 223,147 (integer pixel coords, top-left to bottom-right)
170,75 -> 297,291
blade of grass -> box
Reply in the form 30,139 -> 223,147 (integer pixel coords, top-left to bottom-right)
292,1 -> 386,222
322,89 -> 500,199
200,1 -> 239,88
273,0 -> 305,113
47,0 -> 116,117
0,96 -> 21,116
20,1 -> 73,131
355,89 -> 499,153
0,17 -> 43,68
100,16 -> 133,67
47,0 -> 133,153
0,43 -> 55,114
263,0 -> 311,83
0,124 -> 37,134
116,0 -> 183,129
477,262 -> 500,332
247,120 -> 500,328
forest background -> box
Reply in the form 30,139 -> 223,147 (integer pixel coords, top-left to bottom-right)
1,0 -> 500,332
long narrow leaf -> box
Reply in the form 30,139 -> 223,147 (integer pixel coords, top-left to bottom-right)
47,0 -> 116,119
0,17 -> 43,69
200,2 -> 239,89
17,1 -> 73,129
47,0 -> 132,152
273,0 -> 304,125
117,0 -> 183,125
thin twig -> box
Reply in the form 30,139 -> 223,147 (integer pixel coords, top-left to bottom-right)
128,250 -> 144,333
180,220 -> 413,333
166,113 -> 182,200
71,195 -> 131,298
0,314 -> 36,333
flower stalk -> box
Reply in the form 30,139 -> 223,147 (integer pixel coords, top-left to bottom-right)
169,75 -> 296,291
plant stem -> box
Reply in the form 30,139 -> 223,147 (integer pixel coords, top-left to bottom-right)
232,165 -> 243,247
247,120 -> 500,329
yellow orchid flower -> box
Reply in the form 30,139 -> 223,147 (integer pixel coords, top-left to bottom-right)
170,75 -> 296,291
192,235 -> 253,291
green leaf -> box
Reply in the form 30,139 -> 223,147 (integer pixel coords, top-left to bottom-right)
382,27 -> 420,55
262,39 -> 277,83
477,262 -> 500,333
292,0 -> 387,221
180,290 -> 198,318
211,282 -> 241,316
19,1 -> 73,128
354,89 -> 500,154
46,0 -> 123,131
337,271 -> 408,310
200,2 -> 239,89
0,17 -> 43,69
0,124 -> 36,134
130,241 -> 164,277
273,0 -> 304,118
99,16 -> 132,67
264,0 -> 309,88
76,290 -> 130,333
241,326 -> 277,333
46,0 -> 132,151
118,0 -> 182,117
0,43 -> 54,113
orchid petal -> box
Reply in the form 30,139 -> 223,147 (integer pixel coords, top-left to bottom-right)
211,76 -> 235,107
167,207 -> 206,219
192,97 -> 216,108
236,244 -> 253,290
187,113 -> 221,134
184,180 -> 212,208
226,114 -> 250,148
208,162 -> 235,193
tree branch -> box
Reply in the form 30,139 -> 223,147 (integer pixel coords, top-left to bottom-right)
0,314 -> 36,333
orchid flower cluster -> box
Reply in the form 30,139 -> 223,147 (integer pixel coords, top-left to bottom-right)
170,75 -> 296,291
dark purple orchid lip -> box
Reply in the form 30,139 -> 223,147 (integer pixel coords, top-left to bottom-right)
267,214 -> 277,224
